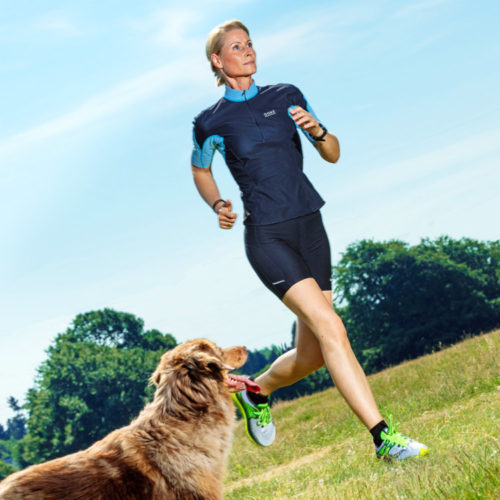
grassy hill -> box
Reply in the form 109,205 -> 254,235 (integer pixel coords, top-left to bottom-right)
225,330 -> 500,499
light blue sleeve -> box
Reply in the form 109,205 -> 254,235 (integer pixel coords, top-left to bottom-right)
191,131 -> 225,168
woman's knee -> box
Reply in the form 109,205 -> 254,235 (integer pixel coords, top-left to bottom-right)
310,315 -> 352,355
311,308 -> 346,337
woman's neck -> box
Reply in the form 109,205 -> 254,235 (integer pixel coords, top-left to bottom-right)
224,75 -> 254,91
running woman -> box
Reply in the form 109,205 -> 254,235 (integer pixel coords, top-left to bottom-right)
191,20 -> 429,460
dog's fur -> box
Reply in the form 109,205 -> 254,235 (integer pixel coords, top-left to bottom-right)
0,339 -> 247,500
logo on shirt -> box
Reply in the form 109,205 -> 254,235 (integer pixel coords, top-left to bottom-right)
263,109 -> 276,118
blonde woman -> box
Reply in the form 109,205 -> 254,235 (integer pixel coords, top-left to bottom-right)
191,20 -> 429,460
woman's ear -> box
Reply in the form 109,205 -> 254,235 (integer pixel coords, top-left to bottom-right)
211,52 -> 223,70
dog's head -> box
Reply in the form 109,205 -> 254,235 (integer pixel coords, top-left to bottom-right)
151,338 -> 247,417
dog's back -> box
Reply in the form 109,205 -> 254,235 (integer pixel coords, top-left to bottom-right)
0,426 -> 212,500
0,339 -> 247,500
0,442 -> 155,499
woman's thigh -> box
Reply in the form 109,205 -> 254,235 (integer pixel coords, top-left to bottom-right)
284,278 -> 345,338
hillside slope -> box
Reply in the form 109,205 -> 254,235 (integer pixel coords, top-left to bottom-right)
226,330 -> 500,499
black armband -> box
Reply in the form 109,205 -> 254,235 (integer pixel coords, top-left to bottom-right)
212,199 -> 226,213
310,123 -> 328,142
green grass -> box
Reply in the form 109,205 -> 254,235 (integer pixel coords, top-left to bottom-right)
225,330 -> 500,499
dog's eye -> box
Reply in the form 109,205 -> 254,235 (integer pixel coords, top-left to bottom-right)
207,362 -> 219,372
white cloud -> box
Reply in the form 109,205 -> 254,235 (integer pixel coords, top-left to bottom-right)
0,58 -> 208,160
127,6 -> 203,51
335,127 -> 500,204
154,9 -> 202,47
323,127 -> 500,254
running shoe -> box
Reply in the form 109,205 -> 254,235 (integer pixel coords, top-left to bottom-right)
232,390 -> 276,447
375,416 -> 429,460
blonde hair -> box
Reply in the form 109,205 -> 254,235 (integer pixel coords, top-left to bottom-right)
206,20 -> 250,87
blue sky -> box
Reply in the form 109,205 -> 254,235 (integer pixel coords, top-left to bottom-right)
1,0 -> 499,425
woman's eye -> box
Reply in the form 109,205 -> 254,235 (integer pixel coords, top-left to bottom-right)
232,44 -> 239,51
247,42 -> 253,48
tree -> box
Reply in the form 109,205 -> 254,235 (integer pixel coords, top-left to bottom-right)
5,397 -> 26,441
333,237 -> 500,373
0,460 -> 16,481
20,309 -> 176,465
63,308 -> 176,350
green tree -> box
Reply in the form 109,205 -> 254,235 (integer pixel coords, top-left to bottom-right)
0,459 -> 16,481
19,309 -> 176,465
5,397 -> 26,441
334,237 -> 500,373
64,308 -> 173,350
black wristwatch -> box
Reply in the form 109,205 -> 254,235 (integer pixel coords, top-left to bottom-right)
310,123 -> 328,142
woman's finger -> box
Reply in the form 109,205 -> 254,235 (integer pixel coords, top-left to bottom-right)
295,115 -> 313,125
296,117 -> 318,130
219,214 -> 237,224
218,214 -> 235,228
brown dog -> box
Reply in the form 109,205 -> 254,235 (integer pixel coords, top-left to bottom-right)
0,339 -> 248,499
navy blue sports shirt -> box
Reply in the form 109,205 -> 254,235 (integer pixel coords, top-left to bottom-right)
191,81 -> 325,225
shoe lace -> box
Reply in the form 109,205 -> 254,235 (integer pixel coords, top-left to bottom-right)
249,403 -> 271,427
380,415 -> 409,448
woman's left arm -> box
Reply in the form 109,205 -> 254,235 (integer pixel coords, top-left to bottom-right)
289,106 -> 340,163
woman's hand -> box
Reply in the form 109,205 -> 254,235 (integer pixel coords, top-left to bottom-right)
289,106 -> 340,163
217,199 -> 238,229
289,106 -> 322,137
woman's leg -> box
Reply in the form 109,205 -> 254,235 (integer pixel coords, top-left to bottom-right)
255,315 -> 325,395
244,275 -> 428,457
257,278 -> 382,430
284,278 -> 382,429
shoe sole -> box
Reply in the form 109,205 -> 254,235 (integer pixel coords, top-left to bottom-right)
231,393 -> 264,447
377,447 -> 431,460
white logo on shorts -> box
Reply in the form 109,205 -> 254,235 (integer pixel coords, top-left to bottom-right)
264,110 -> 276,118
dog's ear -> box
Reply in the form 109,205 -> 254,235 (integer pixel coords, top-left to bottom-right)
150,350 -> 173,386
150,367 -> 162,387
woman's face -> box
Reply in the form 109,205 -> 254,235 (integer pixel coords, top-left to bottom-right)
212,29 -> 257,80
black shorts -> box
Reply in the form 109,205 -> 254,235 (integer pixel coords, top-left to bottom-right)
244,210 -> 332,300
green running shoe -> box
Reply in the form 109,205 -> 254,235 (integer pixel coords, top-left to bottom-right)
232,390 -> 276,447
375,416 -> 429,460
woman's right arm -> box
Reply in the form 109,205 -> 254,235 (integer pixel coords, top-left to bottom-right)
191,164 -> 238,229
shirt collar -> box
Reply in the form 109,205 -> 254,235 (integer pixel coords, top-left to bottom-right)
224,81 -> 258,102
